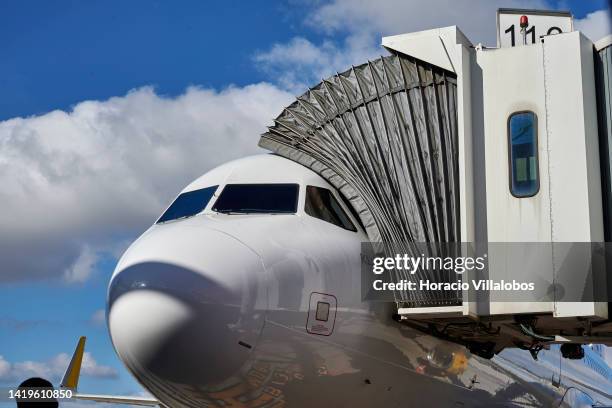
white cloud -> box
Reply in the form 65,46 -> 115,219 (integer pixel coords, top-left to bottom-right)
81,352 -> 117,378
64,245 -> 98,283
575,9 -> 612,42
255,34 -> 380,92
0,84 -> 293,283
309,0 -> 552,41
255,0 -> 610,91
0,356 -> 10,378
90,309 -> 106,326
255,0 -> 547,90
0,352 -> 117,383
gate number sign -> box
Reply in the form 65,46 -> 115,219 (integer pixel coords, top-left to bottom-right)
497,9 -> 573,48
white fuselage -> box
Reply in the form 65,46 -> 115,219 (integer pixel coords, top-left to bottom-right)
107,154 -> 608,407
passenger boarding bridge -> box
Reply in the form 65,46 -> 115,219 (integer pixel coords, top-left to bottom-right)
260,9 -> 612,358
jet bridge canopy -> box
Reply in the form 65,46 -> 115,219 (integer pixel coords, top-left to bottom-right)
259,51 -> 461,305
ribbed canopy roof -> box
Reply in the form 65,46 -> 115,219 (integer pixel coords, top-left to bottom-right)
260,51 -> 460,305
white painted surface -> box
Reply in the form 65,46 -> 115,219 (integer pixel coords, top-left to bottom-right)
543,31 -> 606,318
382,26 -> 472,73
467,31 -> 604,317
497,9 -> 573,48
474,42 -> 552,315
595,34 -> 612,51
477,43 -> 550,243
544,32 -> 602,244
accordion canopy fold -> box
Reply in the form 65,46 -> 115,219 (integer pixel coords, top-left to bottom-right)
259,51 -> 461,305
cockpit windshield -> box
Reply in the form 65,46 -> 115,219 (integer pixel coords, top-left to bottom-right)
212,183 -> 298,214
157,186 -> 218,224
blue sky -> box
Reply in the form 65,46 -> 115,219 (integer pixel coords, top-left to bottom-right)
0,1 -> 610,406
1,0 -> 609,120
0,1 -> 303,120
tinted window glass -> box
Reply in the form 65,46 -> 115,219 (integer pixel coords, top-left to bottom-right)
305,186 -> 357,231
508,111 -> 539,197
157,186 -> 218,223
338,192 -> 365,231
212,184 -> 298,214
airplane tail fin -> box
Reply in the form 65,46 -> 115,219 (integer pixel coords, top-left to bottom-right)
60,336 -> 86,390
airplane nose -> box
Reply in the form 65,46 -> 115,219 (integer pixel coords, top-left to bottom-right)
107,224 -> 266,400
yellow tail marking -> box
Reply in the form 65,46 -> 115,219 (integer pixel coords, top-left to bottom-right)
61,336 -> 86,390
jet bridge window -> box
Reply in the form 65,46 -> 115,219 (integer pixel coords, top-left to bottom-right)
212,183 -> 299,214
157,185 -> 218,224
305,186 -> 357,232
508,111 -> 539,197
